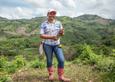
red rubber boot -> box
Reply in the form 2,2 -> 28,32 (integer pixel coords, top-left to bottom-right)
58,68 -> 71,82
48,66 -> 54,81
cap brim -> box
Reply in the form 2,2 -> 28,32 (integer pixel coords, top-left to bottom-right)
49,11 -> 56,16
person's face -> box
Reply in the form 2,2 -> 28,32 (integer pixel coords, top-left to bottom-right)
47,11 -> 56,20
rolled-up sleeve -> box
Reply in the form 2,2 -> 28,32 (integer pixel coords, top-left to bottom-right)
39,23 -> 45,34
59,21 -> 63,29
40,28 -> 44,34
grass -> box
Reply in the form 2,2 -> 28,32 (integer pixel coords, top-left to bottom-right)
0,54 -> 114,82
11,64 -> 101,82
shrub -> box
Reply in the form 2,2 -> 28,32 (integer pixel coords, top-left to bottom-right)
78,44 -> 100,65
101,62 -> 115,82
0,75 -> 12,82
96,57 -> 115,72
30,58 -> 45,69
5,62 -> 17,73
12,55 -> 26,68
0,55 -> 26,73
0,56 -> 8,71
74,44 -> 115,72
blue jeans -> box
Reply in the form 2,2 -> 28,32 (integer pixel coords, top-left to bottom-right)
43,43 -> 65,68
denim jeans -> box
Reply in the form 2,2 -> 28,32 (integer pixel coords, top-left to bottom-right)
43,43 -> 65,68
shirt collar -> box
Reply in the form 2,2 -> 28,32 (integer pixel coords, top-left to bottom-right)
46,19 -> 56,24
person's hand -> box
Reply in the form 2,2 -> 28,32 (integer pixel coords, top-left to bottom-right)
59,29 -> 64,36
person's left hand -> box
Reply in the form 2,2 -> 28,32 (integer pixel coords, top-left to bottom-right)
59,29 -> 64,36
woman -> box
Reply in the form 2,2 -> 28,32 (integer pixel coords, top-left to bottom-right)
39,9 -> 70,82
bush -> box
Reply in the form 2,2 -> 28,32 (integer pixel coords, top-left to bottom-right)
0,75 -> 12,82
0,56 -> 8,71
78,44 -> 100,65
96,57 -> 114,71
74,44 -> 115,71
30,58 -> 45,69
101,62 -> 115,82
5,62 -> 17,73
0,55 -> 26,73
12,55 -> 26,68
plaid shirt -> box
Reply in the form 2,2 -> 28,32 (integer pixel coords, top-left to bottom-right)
40,20 -> 63,45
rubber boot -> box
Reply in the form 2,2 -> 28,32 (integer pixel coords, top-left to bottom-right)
48,66 -> 54,81
58,68 -> 71,82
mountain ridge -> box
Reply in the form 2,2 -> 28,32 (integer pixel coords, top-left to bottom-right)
0,14 -> 114,20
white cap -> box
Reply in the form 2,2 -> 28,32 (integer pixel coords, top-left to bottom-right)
48,9 -> 56,13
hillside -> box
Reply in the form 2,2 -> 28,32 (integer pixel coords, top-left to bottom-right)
0,14 -> 115,82
0,14 -> 115,46
0,14 -> 114,34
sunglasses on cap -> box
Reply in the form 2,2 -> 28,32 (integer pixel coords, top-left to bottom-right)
49,11 -> 56,16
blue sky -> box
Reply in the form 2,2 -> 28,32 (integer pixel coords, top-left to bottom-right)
0,0 -> 115,19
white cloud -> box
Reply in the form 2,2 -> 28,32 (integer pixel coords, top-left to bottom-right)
75,0 -> 115,19
0,7 -> 34,19
0,0 -> 115,19
15,7 -> 33,18
49,0 -> 64,10
59,0 -> 76,10
23,0 -> 77,17
23,0 -> 48,8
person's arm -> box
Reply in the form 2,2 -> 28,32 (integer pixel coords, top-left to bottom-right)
39,23 -> 56,40
59,28 -> 64,36
39,22 -> 59,40
40,34 -> 58,40
58,21 -> 64,36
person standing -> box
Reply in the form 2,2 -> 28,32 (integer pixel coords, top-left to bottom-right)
39,9 -> 70,82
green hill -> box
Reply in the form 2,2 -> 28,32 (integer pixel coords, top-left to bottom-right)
0,14 -> 115,82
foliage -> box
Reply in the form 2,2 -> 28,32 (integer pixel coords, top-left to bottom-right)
12,55 -> 26,68
0,55 -> 26,73
73,44 -> 115,72
30,58 -> 45,69
0,75 -> 12,82
0,56 -> 8,71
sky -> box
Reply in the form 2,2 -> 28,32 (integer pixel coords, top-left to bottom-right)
0,0 -> 115,19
